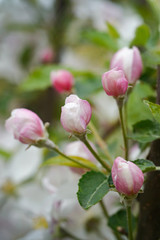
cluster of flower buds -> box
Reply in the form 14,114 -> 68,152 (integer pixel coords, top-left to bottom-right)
112,157 -> 144,196
51,70 -> 74,93
110,46 -> 143,85
102,46 -> 143,98
5,45 -> 144,200
5,94 -> 92,143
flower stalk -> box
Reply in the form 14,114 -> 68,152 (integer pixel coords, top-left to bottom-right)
36,139 -> 98,171
78,135 -> 111,172
99,200 -> 123,240
88,121 -> 112,163
117,98 -> 128,160
126,205 -> 133,240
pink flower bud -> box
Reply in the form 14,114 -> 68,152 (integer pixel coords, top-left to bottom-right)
102,69 -> 128,97
64,140 -> 96,175
40,48 -> 54,64
51,70 -> 74,93
110,46 -> 143,84
5,108 -> 47,144
60,94 -> 92,134
112,157 -> 144,196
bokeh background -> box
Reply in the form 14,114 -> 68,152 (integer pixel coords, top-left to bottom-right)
0,0 -> 160,239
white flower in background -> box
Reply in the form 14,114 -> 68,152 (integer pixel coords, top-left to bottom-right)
0,139 -> 43,240
73,0 -> 142,42
41,166 -> 118,240
0,145 -> 42,188
91,92 -> 119,124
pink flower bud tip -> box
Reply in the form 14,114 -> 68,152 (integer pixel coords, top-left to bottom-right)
51,70 -> 74,93
112,157 -> 144,196
110,46 -> 143,84
102,69 -> 128,97
60,94 -> 92,134
5,108 -> 47,144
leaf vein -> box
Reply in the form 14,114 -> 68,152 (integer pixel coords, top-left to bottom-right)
86,178 -> 108,207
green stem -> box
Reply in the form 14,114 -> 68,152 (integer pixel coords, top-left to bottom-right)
126,206 -> 133,240
118,106 -> 128,160
99,200 -> 109,218
88,122 -> 112,163
99,200 -> 123,240
39,139 -> 97,171
79,135 -> 111,172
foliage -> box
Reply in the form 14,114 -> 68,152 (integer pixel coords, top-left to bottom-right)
133,159 -> 156,173
77,171 -> 109,209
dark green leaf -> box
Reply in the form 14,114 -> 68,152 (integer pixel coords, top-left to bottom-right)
129,119 -> 160,143
77,171 -> 109,209
19,45 -> 34,68
144,100 -> 160,124
133,159 -> 156,173
130,24 -> 150,47
108,174 -> 115,188
108,209 -> 136,233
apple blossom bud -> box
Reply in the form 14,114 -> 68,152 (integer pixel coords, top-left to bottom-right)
110,46 -> 143,84
40,48 -> 54,64
112,157 -> 144,196
61,94 -> 92,134
102,69 -> 128,97
5,108 -> 47,144
51,70 -> 74,93
64,140 -> 96,174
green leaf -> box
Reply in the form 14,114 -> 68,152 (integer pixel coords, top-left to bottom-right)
20,65 -> 54,91
127,82 -> 155,129
130,24 -> 150,47
41,155 -> 98,170
0,149 -> 11,160
82,30 -> 118,50
20,65 -> 99,94
108,209 -> 136,233
106,22 -> 120,39
129,119 -> 160,143
133,159 -> 156,173
144,100 -> 160,124
77,171 -> 109,209
0,80 -> 16,116
142,50 -> 160,68
108,174 -> 115,188
75,76 -> 101,98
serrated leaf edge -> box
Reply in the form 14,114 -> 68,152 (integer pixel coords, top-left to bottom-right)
77,171 -> 109,209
